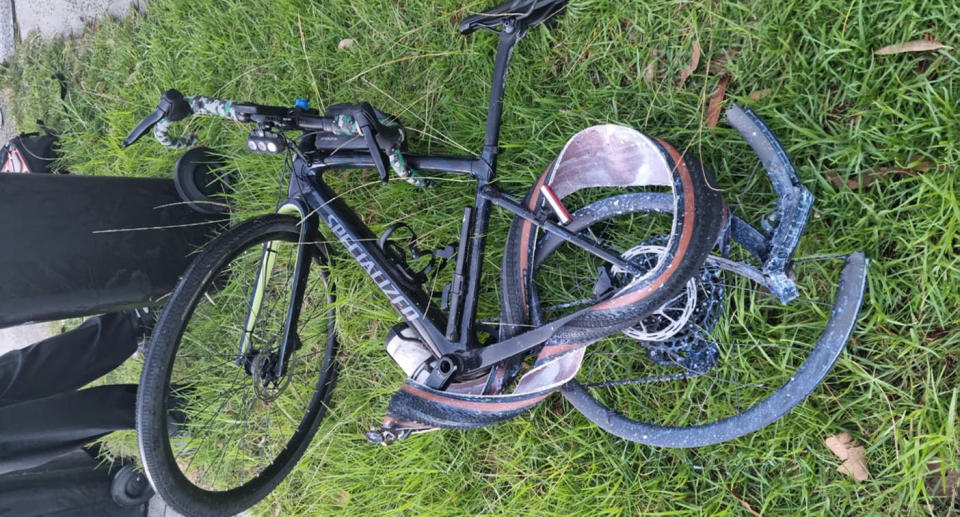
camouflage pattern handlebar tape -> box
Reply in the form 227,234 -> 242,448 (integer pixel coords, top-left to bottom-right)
154,97 -> 427,187
153,95 -> 240,149
329,113 -> 427,188
381,124 -> 728,430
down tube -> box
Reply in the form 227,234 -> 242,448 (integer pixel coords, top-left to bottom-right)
300,174 -> 453,356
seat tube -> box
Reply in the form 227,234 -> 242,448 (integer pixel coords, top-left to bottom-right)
481,22 -> 521,167
459,23 -> 522,348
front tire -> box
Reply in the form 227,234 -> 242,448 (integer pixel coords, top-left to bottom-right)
136,214 -> 338,516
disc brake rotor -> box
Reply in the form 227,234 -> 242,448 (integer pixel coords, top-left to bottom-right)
604,236 -> 725,374
251,350 -> 294,402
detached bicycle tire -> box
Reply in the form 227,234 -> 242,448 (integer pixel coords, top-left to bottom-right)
136,214 -> 338,517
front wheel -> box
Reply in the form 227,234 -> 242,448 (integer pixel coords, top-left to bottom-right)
136,214 -> 338,517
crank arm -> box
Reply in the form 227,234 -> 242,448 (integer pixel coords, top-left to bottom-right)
457,309 -> 584,375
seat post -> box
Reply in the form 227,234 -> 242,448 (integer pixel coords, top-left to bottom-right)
479,21 -> 522,181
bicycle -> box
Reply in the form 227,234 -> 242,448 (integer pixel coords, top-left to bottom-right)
122,1 -> 869,515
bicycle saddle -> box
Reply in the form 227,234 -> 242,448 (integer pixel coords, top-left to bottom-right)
459,0 -> 569,35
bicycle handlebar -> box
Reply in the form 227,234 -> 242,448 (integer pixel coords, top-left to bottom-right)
122,90 -> 427,186
121,89 -> 337,150
121,89 -> 194,147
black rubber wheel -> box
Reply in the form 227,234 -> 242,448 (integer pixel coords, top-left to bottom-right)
173,147 -> 230,215
110,464 -> 154,507
137,214 -> 338,517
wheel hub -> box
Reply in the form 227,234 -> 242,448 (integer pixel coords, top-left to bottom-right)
250,350 -> 294,402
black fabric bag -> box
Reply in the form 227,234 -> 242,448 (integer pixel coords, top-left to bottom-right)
0,448 -> 147,517
1,74 -> 69,174
0,128 -> 62,174
0,174 -> 224,327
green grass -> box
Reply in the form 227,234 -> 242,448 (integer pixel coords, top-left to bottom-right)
3,0 -> 959,514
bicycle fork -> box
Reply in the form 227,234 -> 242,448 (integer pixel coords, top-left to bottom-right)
234,200 -> 318,381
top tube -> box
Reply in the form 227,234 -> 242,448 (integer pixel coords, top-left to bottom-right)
313,152 -> 484,177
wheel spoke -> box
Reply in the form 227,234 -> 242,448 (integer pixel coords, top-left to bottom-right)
533,193 -> 842,436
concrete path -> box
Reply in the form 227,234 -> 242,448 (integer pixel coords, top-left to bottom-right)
0,322 -> 54,355
2,0 -> 140,61
1,0 -> 144,60
0,0 -> 12,62
16,0 -> 143,39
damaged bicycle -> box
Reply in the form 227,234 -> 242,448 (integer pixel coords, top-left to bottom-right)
122,1 -> 869,515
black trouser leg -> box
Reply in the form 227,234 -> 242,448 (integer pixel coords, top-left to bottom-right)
0,312 -> 138,406
0,384 -> 137,475
0,447 -> 146,517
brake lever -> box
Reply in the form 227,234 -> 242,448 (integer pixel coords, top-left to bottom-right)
121,108 -> 164,147
354,103 -> 390,184
121,89 -> 193,148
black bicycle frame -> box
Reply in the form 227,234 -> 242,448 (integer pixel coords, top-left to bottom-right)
279,23 -> 631,382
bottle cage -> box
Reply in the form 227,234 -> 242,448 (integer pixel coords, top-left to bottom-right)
377,223 -> 455,286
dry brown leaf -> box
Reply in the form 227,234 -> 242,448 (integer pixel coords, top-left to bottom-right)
825,433 -> 870,482
874,39 -> 951,55
924,461 -> 960,514
826,167 -> 919,190
737,497 -> 763,517
749,89 -> 771,101
644,49 -> 660,84
678,40 -> 701,88
705,75 -> 731,127
729,490 -> 764,517
905,155 -> 935,171
707,50 -> 739,75
708,55 -> 728,75
337,39 -> 355,51
728,487 -> 764,517
925,462 -> 960,498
